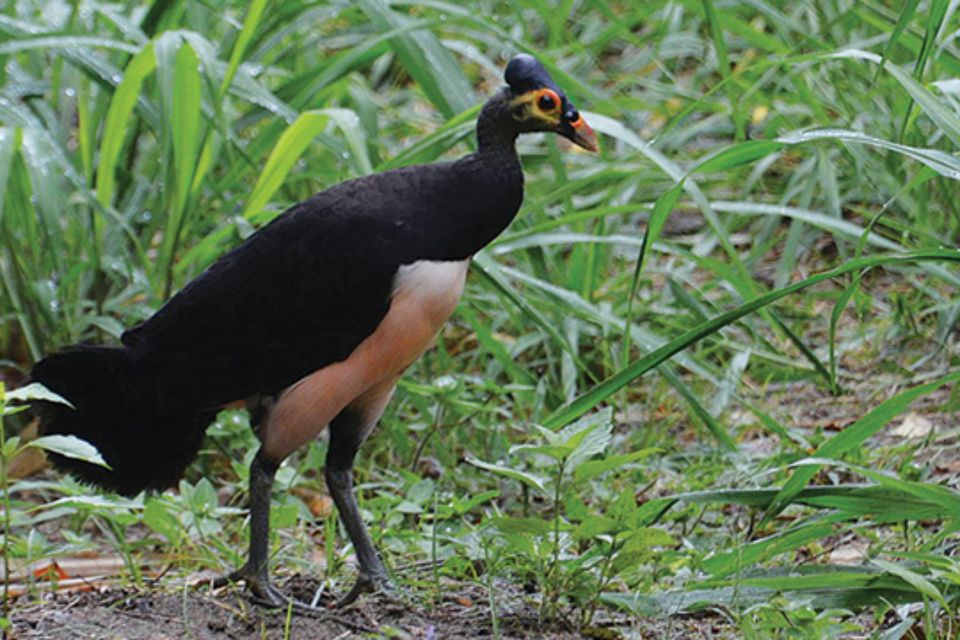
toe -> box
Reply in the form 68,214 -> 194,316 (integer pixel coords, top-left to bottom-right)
251,582 -> 293,608
208,564 -> 295,609
208,563 -> 253,589
333,572 -> 395,608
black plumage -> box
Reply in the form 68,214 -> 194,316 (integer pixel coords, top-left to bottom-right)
31,53 -> 597,607
126,144 -> 525,410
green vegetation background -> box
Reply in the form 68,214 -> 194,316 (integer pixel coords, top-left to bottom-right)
2,0 -> 960,637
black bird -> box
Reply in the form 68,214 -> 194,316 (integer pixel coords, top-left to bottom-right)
31,54 -> 598,607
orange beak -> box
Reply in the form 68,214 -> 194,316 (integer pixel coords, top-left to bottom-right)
569,116 -> 599,153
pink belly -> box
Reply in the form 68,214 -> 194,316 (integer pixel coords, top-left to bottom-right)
261,259 -> 469,460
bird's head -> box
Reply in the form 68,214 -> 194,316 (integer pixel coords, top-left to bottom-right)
503,54 -> 599,153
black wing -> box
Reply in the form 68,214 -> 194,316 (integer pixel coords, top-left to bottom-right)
122,177 -> 408,409
119,153 -> 523,411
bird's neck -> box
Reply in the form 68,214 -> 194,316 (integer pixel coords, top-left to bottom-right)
395,90 -> 523,263
475,90 -> 520,161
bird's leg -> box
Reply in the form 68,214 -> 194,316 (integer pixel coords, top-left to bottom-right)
213,451 -> 290,607
326,413 -> 393,607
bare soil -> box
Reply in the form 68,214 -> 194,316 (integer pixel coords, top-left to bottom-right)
9,576 -> 730,639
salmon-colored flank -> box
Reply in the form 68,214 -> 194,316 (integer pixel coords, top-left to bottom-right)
262,260 -> 469,460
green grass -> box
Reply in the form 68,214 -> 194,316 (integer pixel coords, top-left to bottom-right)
2,0 -> 960,637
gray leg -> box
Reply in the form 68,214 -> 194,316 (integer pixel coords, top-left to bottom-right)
213,451 -> 290,607
326,409 -> 392,606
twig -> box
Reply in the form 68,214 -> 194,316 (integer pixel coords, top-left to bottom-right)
281,605 -> 378,634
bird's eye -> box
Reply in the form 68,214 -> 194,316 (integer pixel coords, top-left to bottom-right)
537,90 -> 559,112
568,110 -> 582,126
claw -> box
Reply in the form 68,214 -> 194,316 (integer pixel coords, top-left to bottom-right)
210,562 -> 296,609
209,565 -> 248,589
250,580 -> 293,609
333,571 -> 399,608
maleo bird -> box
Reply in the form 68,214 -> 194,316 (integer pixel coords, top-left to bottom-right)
30,54 -> 598,607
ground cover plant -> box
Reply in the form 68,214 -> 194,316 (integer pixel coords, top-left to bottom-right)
2,0 -> 960,638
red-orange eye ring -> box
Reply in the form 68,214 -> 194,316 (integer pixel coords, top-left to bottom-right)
536,88 -> 560,112
569,111 -> 583,127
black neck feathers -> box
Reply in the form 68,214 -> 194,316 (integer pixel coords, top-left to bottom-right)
476,89 -> 520,155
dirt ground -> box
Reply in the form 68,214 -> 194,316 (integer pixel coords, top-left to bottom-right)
9,576 -> 730,639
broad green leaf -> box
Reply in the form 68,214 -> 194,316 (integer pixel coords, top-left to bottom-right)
171,41 -> 201,212
575,449 -> 658,483
31,435 -> 110,469
489,516 -> 554,536
673,484 -> 944,521
5,382 -> 74,408
510,443 -> 574,462
0,36 -> 139,56
143,497 -> 182,543
453,490 -> 499,515
603,565 -> 927,615
573,516 -> 619,539
465,457 -> 547,494
792,458 -> 960,519
602,570 -> 922,616
702,566 -> 923,593
44,495 -> 140,510
620,527 -> 676,552
156,39 -> 202,294
558,407 -> 613,469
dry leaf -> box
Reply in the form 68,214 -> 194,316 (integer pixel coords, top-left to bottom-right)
829,541 -> 867,565
293,487 -> 334,518
3,556 -> 129,582
9,419 -> 49,480
892,412 -> 934,438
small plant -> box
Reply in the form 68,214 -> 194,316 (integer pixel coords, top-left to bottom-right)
469,408 -> 663,626
737,598 -> 860,640
0,382 -> 109,619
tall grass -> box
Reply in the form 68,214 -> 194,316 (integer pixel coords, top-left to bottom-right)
2,0 -> 960,635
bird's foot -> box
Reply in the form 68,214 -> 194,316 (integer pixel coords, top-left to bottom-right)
211,563 -> 298,609
334,570 -> 402,608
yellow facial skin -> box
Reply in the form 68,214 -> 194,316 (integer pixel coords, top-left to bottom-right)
509,87 -> 600,153
509,88 -> 564,126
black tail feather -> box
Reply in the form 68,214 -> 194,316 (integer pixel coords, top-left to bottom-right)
30,344 -> 213,496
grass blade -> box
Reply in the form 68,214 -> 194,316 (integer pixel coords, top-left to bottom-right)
543,250 -> 960,429
765,368 -> 960,522
95,43 -> 156,209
